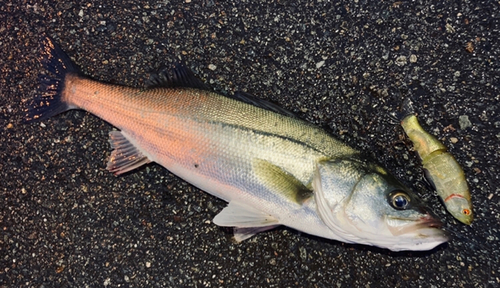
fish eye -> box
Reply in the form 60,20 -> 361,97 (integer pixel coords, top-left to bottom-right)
463,209 -> 471,216
390,191 -> 411,210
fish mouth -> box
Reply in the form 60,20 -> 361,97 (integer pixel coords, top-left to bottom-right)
386,214 -> 445,237
418,214 -> 444,229
372,214 -> 449,251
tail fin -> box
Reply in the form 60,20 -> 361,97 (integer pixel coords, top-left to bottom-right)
25,36 -> 80,122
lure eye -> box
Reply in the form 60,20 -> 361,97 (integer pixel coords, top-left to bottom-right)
390,191 -> 411,210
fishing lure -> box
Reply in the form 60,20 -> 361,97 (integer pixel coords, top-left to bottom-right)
401,114 -> 473,225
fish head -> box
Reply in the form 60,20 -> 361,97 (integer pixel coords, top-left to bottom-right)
313,157 -> 449,251
444,195 -> 473,225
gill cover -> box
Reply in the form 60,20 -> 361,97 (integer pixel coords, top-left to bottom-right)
312,157 -> 369,244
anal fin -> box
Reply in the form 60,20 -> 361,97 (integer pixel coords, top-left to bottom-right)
107,130 -> 152,175
233,226 -> 280,242
213,201 -> 280,242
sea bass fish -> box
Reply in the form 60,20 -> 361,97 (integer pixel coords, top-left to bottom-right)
401,114 -> 473,225
26,36 -> 448,251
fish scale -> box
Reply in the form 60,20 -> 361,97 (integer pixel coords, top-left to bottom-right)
64,73 -> 330,224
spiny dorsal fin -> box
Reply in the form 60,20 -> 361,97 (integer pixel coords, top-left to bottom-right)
147,64 -> 296,118
146,63 -> 210,90
233,91 -> 297,118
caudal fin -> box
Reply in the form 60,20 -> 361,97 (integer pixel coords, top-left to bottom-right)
25,36 -> 80,122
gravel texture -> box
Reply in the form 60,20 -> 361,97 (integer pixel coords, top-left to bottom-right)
1,0 -> 499,287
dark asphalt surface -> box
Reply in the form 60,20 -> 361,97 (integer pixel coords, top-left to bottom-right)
1,0 -> 499,287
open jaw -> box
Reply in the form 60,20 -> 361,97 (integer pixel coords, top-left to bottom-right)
383,214 -> 449,251
386,214 -> 444,236
332,214 -> 450,252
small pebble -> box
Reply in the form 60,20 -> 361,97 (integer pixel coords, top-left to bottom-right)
395,56 -> 407,66
459,115 -> 472,130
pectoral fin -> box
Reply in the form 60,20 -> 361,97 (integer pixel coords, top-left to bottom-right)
253,159 -> 313,205
107,130 -> 151,175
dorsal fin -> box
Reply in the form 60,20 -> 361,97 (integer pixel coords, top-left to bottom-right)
233,91 -> 297,118
147,64 -> 296,118
146,63 -> 210,90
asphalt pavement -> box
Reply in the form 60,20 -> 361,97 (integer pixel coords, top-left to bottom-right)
1,0 -> 499,287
